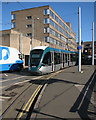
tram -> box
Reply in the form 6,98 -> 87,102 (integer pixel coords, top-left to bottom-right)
0,46 -> 23,71
28,46 -> 77,74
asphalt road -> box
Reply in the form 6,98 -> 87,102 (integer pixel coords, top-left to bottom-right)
0,69 -> 46,119
0,65 -> 96,120
0,68 -> 63,119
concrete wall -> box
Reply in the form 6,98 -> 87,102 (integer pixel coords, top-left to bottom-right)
0,29 -> 50,66
0,30 -> 11,47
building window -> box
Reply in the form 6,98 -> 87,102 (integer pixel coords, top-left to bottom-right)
44,9 -> 50,15
12,22 -> 16,28
11,14 -> 15,20
26,16 -> 32,19
50,37 -> 54,44
44,9 -> 47,15
26,33 -> 32,37
49,10 -> 76,37
45,37 -> 50,43
44,28 -> 47,33
44,18 -> 50,24
50,19 -> 74,40
44,18 -> 47,24
26,24 -> 32,28
44,27 -> 50,33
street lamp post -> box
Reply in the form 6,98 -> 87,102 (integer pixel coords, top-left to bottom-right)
92,22 -> 94,65
32,17 -> 34,48
21,32 -> 23,59
30,17 -> 40,50
30,36 -> 32,51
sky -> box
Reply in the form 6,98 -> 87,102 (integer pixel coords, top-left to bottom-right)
1,1 -> 95,43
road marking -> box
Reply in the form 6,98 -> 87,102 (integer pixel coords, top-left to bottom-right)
13,80 -> 31,85
0,76 -> 26,83
0,96 -> 11,99
0,86 -> 6,89
4,74 -> 8,77
0,76 -> 43,90
0,98 -> 4,101
0,96 -> 11,101
75,85 -> 84,92
32,76 -> 43,80
17,70 -> 64,119
0,80 -> 31,89
0,76 -> 43,83
17,85 -> 42,119
26,85 -> 42,112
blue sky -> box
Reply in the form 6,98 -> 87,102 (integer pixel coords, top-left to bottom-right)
1,2 -> 94,42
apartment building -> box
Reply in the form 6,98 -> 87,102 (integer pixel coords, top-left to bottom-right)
11,5 -> 77,51
83,41 -> 96,56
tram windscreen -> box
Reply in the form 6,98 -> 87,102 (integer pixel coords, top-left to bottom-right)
30,49 -> 43,66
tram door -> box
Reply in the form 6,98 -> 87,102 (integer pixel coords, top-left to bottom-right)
68,53 -> 70,66
63,53 -> 65,68
51,51 -> 54,71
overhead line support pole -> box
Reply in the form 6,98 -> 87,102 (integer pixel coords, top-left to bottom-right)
78,7 -> 81,72
92,22 -> 94,65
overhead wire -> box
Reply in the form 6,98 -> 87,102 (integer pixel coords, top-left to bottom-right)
1,1 -> 28,26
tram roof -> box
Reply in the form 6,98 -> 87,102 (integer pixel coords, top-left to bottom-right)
31,46 -> 76,53
32,46 -> 48,50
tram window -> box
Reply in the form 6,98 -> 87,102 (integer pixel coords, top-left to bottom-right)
60,53 -> 62,63
65,54 -> 67,63
70,54 -> 73,62
30,49 -> 43,66
42,52 -> 51,65
72,54 -> 76,61
63,54 -> 65,62
54,53 -> 60,64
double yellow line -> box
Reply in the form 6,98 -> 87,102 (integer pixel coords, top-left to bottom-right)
17,69 -> 63,119
17,85 -> 42,119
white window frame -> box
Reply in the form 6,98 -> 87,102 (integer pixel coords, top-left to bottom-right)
26,24 -> 32,28
26,16 -> 32,20
12,22 -> 15,28
44,9 -> 50,15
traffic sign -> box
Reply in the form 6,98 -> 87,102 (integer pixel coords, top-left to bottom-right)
78,45 -> 82,50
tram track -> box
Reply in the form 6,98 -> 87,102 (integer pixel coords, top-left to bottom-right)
17,69 -> 64,119
1,83 -> 33,119
1,69 -> 64,119
0,73 -> 50,119
1,76 -> 43,90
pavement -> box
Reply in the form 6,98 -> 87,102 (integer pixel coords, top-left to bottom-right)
32,65 -> 96,120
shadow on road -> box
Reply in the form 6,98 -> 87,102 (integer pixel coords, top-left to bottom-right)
15,66 -> 96,120
31,67 -> 96,120
70,69 -> 96,120
33,110 -> 67,120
